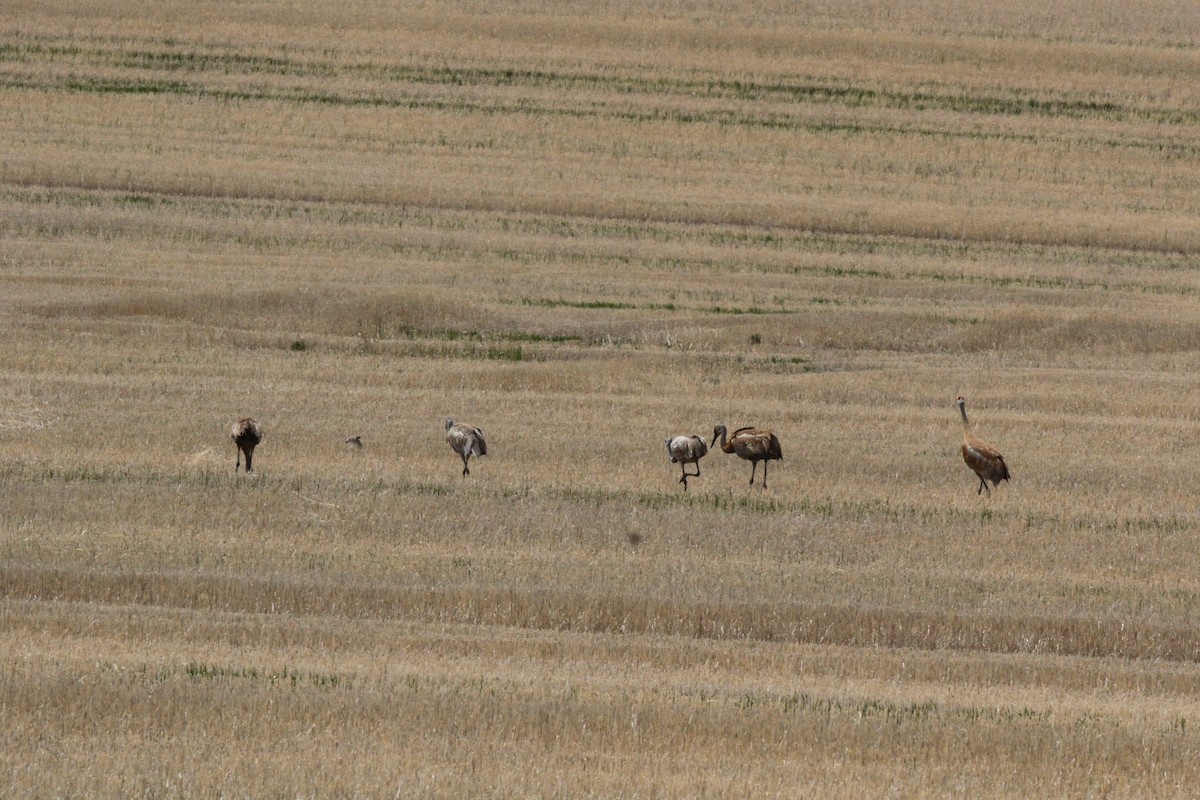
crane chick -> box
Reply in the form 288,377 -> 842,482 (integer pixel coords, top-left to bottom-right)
445,419 -> 487,477
665,434 -> 708,491
231,418 -> 264,473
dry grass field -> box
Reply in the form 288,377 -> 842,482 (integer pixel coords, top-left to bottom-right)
3,0 -> 1200,796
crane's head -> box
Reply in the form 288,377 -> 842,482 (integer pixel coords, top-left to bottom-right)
445,418 -> 454,431
956,397 -> 969,424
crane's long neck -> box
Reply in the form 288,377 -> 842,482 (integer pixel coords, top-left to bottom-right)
715,426 -> 733,452
958,402 -> 970,431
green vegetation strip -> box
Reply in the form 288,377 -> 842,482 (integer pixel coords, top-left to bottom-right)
7,564 -> 1200,662
3,460 -> 1186,536
4,39 -> 1199,153
2,36 -> 1188,125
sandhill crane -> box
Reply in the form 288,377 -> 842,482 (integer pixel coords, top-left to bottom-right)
446,419 -> 487,477
231,418 -> 263,473
345,435 -> 363,448
665,434 -> 708,491
957,396 -> 1010,495
712,424 -> 782,489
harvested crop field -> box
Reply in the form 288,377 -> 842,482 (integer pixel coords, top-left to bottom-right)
3,1 -> 1200,796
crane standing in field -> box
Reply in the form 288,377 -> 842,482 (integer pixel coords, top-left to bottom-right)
446,419 -> 488,477
665,434 -> 708,491
231,418 -> 264,473
957,396 -> 1010,495
712,424 -> 782,489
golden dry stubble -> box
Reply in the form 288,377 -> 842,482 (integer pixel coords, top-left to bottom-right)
3,0 -> 1200,795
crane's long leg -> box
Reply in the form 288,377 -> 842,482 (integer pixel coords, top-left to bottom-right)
462,454 -> 470,476
749,460 -> 758,485
762,460 -> 768,490
681,460 -> 700,491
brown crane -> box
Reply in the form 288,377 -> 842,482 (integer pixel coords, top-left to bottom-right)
956,396 -> 1010,495
231,418 -> 263,473
445,419 -> 488,476
712,424 -> 782,489
665,434 -> 708,491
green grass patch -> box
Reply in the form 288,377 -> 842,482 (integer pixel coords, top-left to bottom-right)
397,325 -> 579,344
518,297 -> 679,312
184,661 -> 344,688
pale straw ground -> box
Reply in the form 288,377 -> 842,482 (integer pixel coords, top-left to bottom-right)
3,0 -> 1200,796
